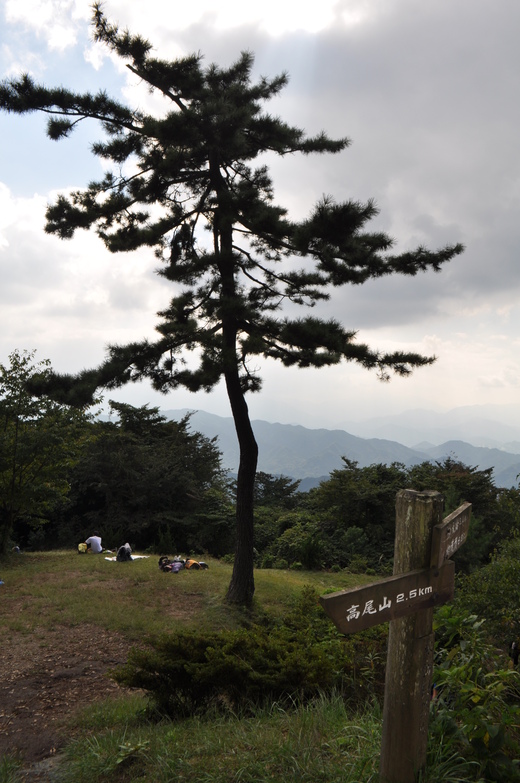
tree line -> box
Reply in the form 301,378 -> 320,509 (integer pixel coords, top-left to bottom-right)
3,349 -> 519,579
0,350 -> 233,556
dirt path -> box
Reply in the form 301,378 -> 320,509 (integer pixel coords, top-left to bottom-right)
0,621 -> 136,779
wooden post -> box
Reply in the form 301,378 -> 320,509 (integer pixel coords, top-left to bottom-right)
379,489 -> 444,783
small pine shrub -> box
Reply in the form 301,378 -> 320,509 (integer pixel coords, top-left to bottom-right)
348,555 -> 369,574
111,587 -> 387,718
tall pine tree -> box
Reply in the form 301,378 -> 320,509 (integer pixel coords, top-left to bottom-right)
0,4 -> 463,603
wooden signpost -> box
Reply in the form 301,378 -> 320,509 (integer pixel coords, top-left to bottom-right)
320,490 -> 471,783
320,562 -> 455,634
431,501 -> 471,568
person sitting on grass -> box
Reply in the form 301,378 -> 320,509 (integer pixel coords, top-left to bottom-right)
85,532 -> 103,554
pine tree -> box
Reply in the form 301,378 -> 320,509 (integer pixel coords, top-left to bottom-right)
0,4 -> 463,603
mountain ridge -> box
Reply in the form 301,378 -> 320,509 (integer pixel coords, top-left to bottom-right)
163,407 -> 520,490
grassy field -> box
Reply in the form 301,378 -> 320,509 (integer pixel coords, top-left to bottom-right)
0,552 -> 477,783
0,550 -> 369,637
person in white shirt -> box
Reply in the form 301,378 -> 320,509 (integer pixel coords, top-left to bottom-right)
85,532 -> 103,554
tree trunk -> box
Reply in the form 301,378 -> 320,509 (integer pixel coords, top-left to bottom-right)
224,367 -> 258,606
213,163 -> 258,606
0,509 -> 14,555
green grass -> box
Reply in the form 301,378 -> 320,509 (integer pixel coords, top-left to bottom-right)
0,754 -> 23,783
58,694 -> 383,783
0,551 -> 479,782
0,550 -> 368,637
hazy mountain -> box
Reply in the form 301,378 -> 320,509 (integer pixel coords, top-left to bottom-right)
164,408 -> 520,489
420,440 -> 520,488
338,404 -> 520,449
166,409 -> 426,476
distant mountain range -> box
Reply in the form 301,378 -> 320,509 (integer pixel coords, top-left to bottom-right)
338,403 -> 520,450
164,406 -> 520,490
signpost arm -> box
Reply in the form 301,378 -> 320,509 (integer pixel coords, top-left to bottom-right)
379,489 -> 444,783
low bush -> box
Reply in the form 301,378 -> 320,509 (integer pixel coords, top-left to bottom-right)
430,604 -> 520,782
456,536 -> 520,642
111,587 -> 387,718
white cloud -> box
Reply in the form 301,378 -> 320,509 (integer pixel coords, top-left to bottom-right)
0,185 -> 168,373
1,0 -> 520,427
5,0 -> 89,51
102,0 -> 341,36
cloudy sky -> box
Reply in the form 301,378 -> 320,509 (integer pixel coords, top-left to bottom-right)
0,0 -> 519,429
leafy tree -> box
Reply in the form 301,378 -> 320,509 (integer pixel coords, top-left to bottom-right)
253,472 -> 300,508
271,517 -> 325,569
494,486 -> 520,541
456,535 -> 520,642
407,457 -> 500,569
0,6 -> 463,603
307,459 -> 408,567
0,349 -> 91,553
407,457 -> 498,517
67,402 -> 232,553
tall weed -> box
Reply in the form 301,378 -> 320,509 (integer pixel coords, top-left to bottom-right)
59,694 -> 382,783
430,604 -> 520,782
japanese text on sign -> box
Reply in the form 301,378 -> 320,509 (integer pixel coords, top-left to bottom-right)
431,502 -> 471,568
320,562 -> 454,634
345,584 -> 433,623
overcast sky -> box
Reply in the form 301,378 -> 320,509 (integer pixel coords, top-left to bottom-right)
1,0 -> 519,429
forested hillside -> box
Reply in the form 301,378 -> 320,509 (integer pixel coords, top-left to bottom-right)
3,353 -> 520,576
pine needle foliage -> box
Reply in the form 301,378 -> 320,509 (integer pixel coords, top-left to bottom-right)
0,3 -> 464,604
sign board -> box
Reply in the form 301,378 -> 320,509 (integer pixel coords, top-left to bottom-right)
319,561 -> 455,635
431,501 -> 471,568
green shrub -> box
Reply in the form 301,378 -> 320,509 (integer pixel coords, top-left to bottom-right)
430,604 -> 520,782
457,536 -> 520,642
348,555 -> 369,574
271,518 -> 325,569
260,553 -> 274,568
111,587 -> 387,719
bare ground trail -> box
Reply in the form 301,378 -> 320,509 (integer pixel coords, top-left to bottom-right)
0,609 -> 135,781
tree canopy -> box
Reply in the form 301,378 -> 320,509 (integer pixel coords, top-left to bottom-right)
66,402 -> 232,555
0,4 -> 463,603
0,349 -> 92,553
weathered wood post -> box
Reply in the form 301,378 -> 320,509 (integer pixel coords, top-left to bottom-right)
379,489 -> 444,783
320,493 -> 469,782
